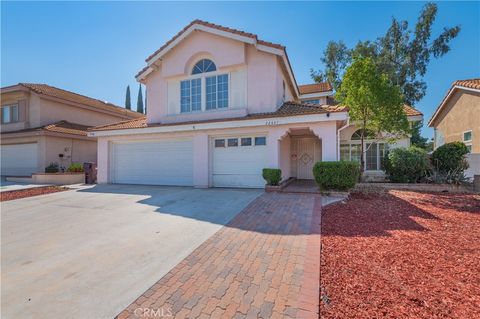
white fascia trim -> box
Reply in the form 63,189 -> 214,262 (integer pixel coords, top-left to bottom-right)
428,85 -> 480,127
408,115 -> 423,122
88,112 -> 348,137
300,91 -> 334,99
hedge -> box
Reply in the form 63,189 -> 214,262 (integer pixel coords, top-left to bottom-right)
384,146 -> 429,183
313,161 -> 360,190
262,168 -> 282,186
431,142 -> 469,173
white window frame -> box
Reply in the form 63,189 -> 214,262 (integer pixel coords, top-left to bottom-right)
463,130 -> 472,153
179,59 -> 230,113
1,104 -> 19,124
340,141 -> 386,171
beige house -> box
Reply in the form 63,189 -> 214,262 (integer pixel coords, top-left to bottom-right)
428,78 -> 480,177
0,83 -> 142,176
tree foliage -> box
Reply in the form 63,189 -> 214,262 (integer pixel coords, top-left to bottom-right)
125,85 -> 131,110
410,120 -> 429,149
311,2 -> 460,106
336,57 -> 409,172
137,84 -> 144,114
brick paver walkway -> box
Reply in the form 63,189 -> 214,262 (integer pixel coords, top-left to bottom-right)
117,192 -> 321,319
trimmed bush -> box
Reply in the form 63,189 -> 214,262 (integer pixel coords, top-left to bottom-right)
45,162 -> 59,173
313,161 -> 360,190
67,163 -> 84,173
431,142 -> 469,173
262,168 -> 282,186
384,146 -> 429,183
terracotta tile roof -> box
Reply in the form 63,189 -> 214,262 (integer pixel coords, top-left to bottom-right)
428,78 -> 480,126
298,83 -> 333,95
402,104 -> 423,116
144,19 -> 284,64
2,121 -> 91,137
453,78 -> 480,90
91,102 -> 347,132
10,83 -> 142,118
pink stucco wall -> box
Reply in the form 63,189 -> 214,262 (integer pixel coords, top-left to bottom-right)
144,30 -> 292,125
96,121 -> 339,186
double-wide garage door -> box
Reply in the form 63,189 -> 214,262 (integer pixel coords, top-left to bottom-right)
111,139 -> 193,186
1,143 -> 38,176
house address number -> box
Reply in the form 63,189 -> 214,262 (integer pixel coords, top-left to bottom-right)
265,120 -> 279,126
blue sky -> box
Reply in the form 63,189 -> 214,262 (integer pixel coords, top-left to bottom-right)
2,1 -> 479,138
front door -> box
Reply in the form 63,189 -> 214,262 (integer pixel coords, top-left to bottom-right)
295,138 -> 321,179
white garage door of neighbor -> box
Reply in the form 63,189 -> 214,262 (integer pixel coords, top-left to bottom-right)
213,136 -> 268,188
1,143 -> 38,176
111,139 -> 193,186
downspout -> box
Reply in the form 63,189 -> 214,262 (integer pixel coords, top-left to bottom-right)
337,117 -> 350,160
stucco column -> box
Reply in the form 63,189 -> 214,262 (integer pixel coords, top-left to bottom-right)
97,137 -> 109,184
267,127 -> 288,168
193,133 -> 209,188
312,122 -> 338,161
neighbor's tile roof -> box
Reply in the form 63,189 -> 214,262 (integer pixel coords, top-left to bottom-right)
402,104 -> 423,116
7,83 -> 142,118
91,102 -> 347,132
298,83 -> 333,95
144,19 -> 284,64
453,78 -> 480,90
2,121 -> 91,136
428,78 -> 480,126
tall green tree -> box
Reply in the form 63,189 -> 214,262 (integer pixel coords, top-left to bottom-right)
311,2 -> 460,106
410,120 -> 429,149
336,57 -> 409,173
125,85 -> 131,110
137,84 -> 144,114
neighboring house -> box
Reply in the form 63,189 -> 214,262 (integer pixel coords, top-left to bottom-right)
0,83 -> 143,176
428,78 -> 480,178
89,20 -> 422,188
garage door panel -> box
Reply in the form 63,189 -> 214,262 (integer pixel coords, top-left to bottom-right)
1,143 -> 38,176
212,137 -> 267,188
111,139 -> 193,186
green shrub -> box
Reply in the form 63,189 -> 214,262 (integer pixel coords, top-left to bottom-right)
45,162 -> 59,173
262,168 -> 282,186
313,161 -> 360,190
431,142 -> 469,173
384,146 -> 429,183
67,163 -> 84,173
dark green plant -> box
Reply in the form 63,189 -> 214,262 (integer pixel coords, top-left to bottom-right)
45,162 -> 59,173
431,142 -> 469,173
384,146 -> 429,183
313,161 -> 360,190
137,84 -> 144,114
262,168 -> 282,186
410,120 -> 429,149
311,2 -> 460,106
125,85 -> 131,110
67,163 -> 84,173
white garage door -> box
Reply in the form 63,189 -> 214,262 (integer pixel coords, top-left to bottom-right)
111,139 -> 193,186
213,136 -> 267,188
1,143 -> 38,176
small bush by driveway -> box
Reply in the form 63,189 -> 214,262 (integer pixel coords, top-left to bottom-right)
320,191 -> 480,319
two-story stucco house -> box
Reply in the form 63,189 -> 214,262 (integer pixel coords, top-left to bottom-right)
428,78 -> 480,178
0,83 -> 142,176
89,20 -> 422,188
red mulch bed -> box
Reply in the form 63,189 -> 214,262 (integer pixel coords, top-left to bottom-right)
320,190 -> 480,319
0,186 -> 69,202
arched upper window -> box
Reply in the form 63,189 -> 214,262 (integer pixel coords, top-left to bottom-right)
191,59 -> 216,75
351,129 -> 375,140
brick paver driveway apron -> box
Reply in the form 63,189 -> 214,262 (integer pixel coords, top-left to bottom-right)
117,192 -> 321,319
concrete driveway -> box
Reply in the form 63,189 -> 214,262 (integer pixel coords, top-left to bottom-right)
1,184 -> 261,319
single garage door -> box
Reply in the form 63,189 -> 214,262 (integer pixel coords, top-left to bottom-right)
111,139 -> 193,186
1,143 -> 38,176
213,136 -> 267,188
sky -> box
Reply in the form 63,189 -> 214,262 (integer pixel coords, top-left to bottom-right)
1,1 -> 479,138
